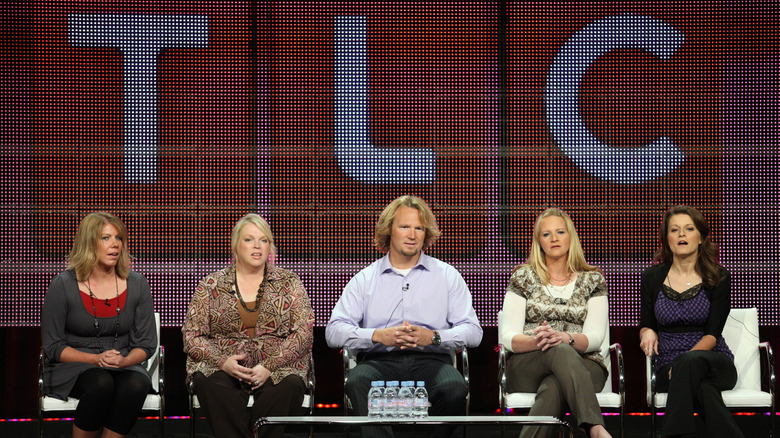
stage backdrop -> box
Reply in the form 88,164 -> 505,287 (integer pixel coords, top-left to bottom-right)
2,1 -> 777,327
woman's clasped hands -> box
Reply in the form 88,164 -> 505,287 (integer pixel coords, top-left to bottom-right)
94,349 -> 123,368
221,353 -> 271,390
533,321 -> 564,351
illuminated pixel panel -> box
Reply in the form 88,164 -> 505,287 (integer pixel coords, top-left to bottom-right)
2,2 -> 777,327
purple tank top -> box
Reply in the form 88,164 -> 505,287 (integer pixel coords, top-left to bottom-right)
654,286 -> 734,370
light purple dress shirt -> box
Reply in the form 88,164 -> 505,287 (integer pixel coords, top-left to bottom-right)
325,252 -> 482,353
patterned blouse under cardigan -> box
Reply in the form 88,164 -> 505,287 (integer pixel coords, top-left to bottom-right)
182,264 -> 315,386
506,266 -> 608,371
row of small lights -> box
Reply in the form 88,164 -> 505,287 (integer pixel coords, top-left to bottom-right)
3,411 -> 775,422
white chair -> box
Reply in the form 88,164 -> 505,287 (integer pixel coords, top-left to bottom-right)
38,312 -> 165,438
497,310 -> 625,438
646,307 -> 775,436
341,346 -> 471,415
189,353 -> 315,438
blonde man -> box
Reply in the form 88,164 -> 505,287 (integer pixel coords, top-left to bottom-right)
326,195 -> 482,438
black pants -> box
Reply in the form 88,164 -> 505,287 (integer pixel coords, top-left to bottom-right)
656,350 -> 745,438
192,371 -> 305,438
345,351 -> 466,438
69,367 -> 151,435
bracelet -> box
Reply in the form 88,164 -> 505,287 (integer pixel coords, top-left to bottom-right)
567,332 -> 575,346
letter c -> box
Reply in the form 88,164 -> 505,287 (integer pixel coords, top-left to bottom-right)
545,14 -> 686,184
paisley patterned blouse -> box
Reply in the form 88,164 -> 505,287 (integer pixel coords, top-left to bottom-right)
505,266 -> 608,370
182,264 -> 314,386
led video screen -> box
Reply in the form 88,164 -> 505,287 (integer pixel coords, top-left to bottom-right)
2,1 -> 777,326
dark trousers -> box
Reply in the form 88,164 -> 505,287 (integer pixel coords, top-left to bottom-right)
69,368 -> 151,435
506,344 -> 607,438
192,371 -> 305,438
346,351 -> 466,438
656,350 -> 745,438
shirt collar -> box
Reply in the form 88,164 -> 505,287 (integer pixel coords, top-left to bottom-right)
379,252 -> 431,274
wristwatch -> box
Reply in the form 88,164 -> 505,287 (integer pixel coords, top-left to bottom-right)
567,333 -> 575,346
431,330 -> 441,346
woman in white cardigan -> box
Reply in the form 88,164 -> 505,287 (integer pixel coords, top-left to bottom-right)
500,208 -> 611,438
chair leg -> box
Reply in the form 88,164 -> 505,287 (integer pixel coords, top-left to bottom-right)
650,406 -> 656,438
189,409 -> 195,438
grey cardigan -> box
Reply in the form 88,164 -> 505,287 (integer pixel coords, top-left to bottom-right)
41,269 -> 157,400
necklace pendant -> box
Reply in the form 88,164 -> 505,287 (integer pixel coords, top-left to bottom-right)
94,321 -> 99,328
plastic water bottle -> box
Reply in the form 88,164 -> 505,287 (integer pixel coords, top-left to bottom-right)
367,381 -> 385,418
383,381 -> 399,418
413,380 -> 429,419
398,381 -> 415,418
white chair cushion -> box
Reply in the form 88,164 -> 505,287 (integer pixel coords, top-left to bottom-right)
596,392 -> 622,409
192,393 -> 311,409
142,395 -> 162,410
41,397 -> 79,411
721,390 -> 773,408
42,394 -> 161,411
652,389 -> 771,409
504,392 -> 536,408
504,387 -> 622,409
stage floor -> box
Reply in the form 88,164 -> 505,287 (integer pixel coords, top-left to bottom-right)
3,414 -> 772,438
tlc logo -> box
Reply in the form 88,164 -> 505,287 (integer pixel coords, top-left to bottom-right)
32,6 -> 718,258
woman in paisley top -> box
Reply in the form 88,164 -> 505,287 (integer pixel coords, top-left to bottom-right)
500,208 -> 611,438
183,213 -> 314,438
639,205 -> 743,438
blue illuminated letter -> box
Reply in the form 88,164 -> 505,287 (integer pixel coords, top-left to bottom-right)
334,16 -> 436,184
69,14 -> 209,183
545,14 -> 686,183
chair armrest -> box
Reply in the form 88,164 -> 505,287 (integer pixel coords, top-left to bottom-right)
609,343 -> 625,404
342,347 -> 355,414
308,352 -> 316,395
307,352 -> 315,414
645,354 -> 657,407
38,348 -> 45,405
158,345 -> 165,395
342,347 -> 352,382
459,348 -> 470,415
759,341 -> 775,411
498,344 -> 507,412
187,372 -> 196,411
459,349 -> 470,391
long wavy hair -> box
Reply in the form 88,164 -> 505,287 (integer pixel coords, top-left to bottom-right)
373,195 -> 441,253
231,213 -> 277,265
515,208 -> 598,284
653,205 -> 724,289
67,212 -> 130,281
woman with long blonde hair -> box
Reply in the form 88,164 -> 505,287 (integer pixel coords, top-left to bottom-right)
500,208 -> 612,438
